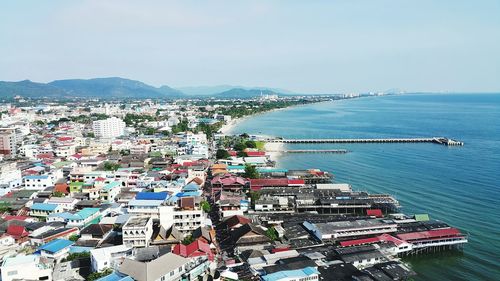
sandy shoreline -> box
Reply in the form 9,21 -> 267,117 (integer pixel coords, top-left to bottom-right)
263,142 -> 286,162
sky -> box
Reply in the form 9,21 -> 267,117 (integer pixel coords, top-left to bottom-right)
1,0 -> 500,94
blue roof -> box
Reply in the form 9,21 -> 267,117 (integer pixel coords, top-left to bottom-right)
182,183 -> 200,192
31,203 -> 58,211
38,239 -> 74,254
175,191 -> 201,198
25,175 -> 49,180
69,246 -> 93,253
135,192 -> 168,200
95,272 -> 134,281
261,267 -> 319,281
103,182 -> 121,191
50,208 -> 100,221
228,165 -> 245,170
257,168 -> 289,173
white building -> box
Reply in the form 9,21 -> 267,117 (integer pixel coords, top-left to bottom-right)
1,255 -> 53,281
122,216 -> 153,248
0,162 -> 22,196
90,244 -> 133,272
24,175 -> 55,190
159,204 -> 207,234
92,117 -> 125,139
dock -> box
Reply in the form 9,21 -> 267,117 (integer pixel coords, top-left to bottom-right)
268,137 -> 464,146
268,149 -> 349,154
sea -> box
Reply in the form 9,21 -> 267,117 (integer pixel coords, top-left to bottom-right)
229,93 -> 500,281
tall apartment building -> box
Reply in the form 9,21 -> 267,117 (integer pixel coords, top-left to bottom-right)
0,128 -> 19,156
92,117 -> 125,139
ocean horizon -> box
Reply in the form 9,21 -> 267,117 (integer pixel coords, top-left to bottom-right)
229,93 -> 500,281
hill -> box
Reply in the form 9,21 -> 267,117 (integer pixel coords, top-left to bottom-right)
0,77 -> 184,99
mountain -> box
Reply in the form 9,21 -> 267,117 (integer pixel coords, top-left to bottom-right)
0,80 -> 67,98
48,77 -> 184,98
214,88 -> 284,99
0,77 -> 184,99
177,85 -> 299,96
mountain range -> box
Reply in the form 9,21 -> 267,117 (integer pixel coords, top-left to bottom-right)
0,77 -> 291,99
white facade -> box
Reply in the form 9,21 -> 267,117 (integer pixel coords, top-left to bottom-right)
90,244 -> 133,272
122,216 -> 153,248
1,255 -> 53,281
159,205 -> 206,234
0,162 -> 22,196
92,117 -> 125,139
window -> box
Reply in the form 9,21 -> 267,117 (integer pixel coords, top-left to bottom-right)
7,270 -> 18,276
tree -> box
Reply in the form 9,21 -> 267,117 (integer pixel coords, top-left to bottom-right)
243,164 -> 259,179
103,161 -> 121,171
240,133 -> 250,138
216,149 -> 231,159
62,251 -> 90,262
68,234 -> 80,241
248,191 -> 261,208
265,227 -> 279,241
245,140 -> 257,148
237,151 -> 247,158
53,191 -> 65,197
233,142 -> 247,151
87,268 -> 113,281
181,235 -> 195,245
200,201 -> 211,213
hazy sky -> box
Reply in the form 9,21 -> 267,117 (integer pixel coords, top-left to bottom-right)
1,0 -> 500,94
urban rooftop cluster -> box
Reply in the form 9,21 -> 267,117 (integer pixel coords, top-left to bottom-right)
0,94 -> 467,281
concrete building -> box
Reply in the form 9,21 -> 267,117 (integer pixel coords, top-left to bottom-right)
0,128 -> 19,156
92,117 -> 126,139
122,216 -> 153,248
1,255 -> 53,281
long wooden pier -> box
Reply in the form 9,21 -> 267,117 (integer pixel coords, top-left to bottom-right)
267,149 -> 349,154
268,137 -> 463,146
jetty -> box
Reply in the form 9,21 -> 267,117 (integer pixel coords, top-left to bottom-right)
268,137 -> 464,146
267,149 -> 349,154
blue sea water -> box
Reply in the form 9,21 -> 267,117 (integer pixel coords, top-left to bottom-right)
230,94 -> 500,281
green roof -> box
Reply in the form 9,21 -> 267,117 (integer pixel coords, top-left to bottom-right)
52,161 -> 73,168
415,214 -> 430,221
103,181 -> 121,191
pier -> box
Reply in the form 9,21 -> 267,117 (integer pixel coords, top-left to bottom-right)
267,149 -> 349,154
268,137 -> 464,146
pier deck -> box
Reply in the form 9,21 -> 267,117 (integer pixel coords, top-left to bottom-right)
268,137 -> 464,146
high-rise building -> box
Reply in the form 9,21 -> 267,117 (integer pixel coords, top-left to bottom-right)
92,117 -> 125,139
0,128 -> 19,156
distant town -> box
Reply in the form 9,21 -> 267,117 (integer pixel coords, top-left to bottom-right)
0,93 -> 467,281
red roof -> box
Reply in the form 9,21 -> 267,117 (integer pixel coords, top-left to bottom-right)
173,240 -> 214,261
340,237 -> 380,247
54,183 -> 69,194
287,179 -> 305,185
3,215 -> 29,221
249,178 -> 289,187
246,151 -> 266,157
340,234 -> 406,247
229,151 -> 237,156
211,174 -> 248,187
366,209 -> 383,218
37,153 -> 54,159
57,136 -> 73,142
6,225 -> 28,238
396,228 -> 462,242
223,215 -> 251,229
271,247 -> 291,253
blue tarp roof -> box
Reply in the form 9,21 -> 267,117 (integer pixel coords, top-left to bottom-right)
95,272 -> 134,281
261,267 -> 319,281
31,203 -> 58,211
135,192 -> 168,200
38,239 -> 74,253
182,183 -> 200,192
